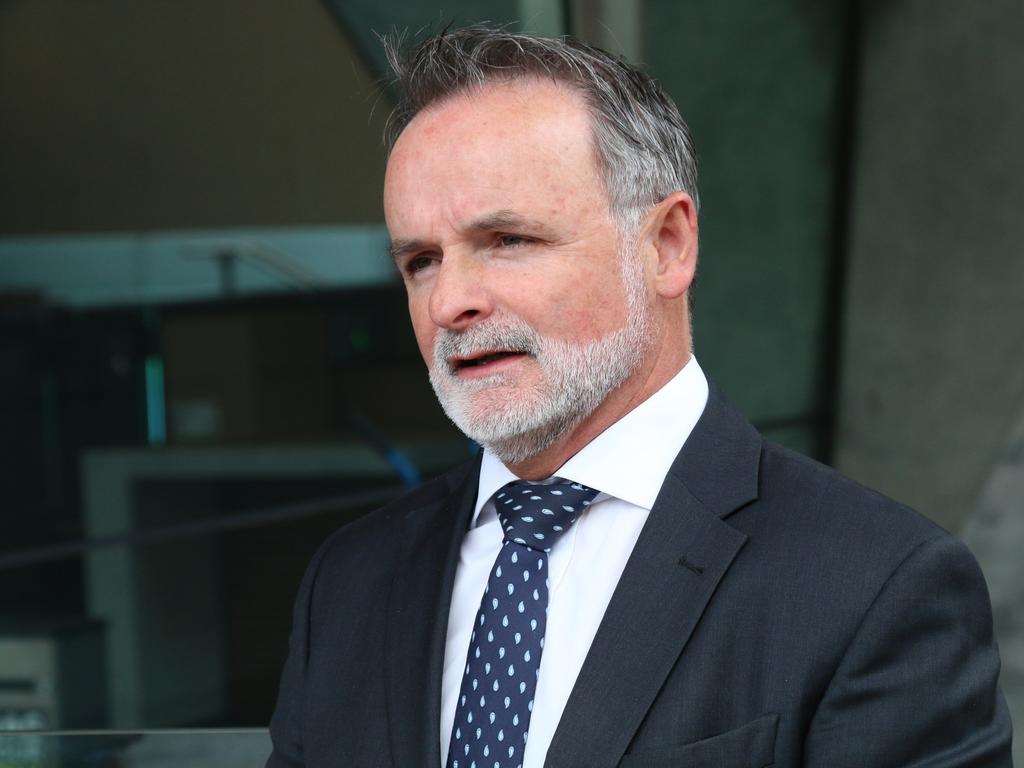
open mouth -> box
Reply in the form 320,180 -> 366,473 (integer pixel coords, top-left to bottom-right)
452,350 -> 527,371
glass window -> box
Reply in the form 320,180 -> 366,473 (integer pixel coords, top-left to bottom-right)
0,0 -> 846,742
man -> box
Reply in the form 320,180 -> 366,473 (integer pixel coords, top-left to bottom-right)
267,26 -> 1012,767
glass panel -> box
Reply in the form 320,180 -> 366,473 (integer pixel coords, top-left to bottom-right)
644,0 -> 847,455
325,0 -> 530,84
0,0 -> 847,736
0,729 -> 270,768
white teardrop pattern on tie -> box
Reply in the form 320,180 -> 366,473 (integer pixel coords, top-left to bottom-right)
445,478 -> 598,768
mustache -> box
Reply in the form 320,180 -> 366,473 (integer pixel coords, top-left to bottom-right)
434,318 -> 541,372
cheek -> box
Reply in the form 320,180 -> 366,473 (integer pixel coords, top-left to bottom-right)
551,281 -> 630,338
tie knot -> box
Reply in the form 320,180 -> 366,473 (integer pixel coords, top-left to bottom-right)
493,478 -> 598,552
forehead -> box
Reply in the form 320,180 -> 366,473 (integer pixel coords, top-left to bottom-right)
383,79 -> 609,233
396,77 -> 595,157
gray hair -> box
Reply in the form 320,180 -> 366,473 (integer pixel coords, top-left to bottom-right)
381,25 -> 699,238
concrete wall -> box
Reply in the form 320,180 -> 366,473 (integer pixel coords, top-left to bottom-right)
837,1 -> 1024,757
837,0 -> 1024,536
963,397 -> 1024,766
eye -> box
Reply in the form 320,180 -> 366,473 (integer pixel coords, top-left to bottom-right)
403,254 -> 439,277
497,234 -> 530,249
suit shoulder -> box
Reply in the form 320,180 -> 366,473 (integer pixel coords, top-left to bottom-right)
738,442 -> 995,657
754,439 -> 950,560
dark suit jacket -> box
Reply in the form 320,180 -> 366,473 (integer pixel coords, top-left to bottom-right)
267,385 -> 1013,767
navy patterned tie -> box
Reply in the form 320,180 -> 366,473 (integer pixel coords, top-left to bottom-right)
446,478 -> 599,768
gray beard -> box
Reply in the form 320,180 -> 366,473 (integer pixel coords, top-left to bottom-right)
427,259 -> 653,465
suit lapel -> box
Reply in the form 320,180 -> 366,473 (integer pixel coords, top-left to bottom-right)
385,457 -> 480,768
546,385 -> 762,768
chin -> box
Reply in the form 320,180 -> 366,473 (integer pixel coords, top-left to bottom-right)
469,416 -> 574,466
442,386 -> 585,465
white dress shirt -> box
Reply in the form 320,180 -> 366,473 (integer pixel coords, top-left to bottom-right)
439,357 -> 709,768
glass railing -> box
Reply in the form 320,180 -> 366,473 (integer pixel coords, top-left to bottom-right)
0,729 -> 270,768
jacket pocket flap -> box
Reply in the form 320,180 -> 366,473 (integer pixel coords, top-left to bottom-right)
618,713 -> 779,768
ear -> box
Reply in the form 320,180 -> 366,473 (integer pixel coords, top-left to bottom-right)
646,192 -> 698,300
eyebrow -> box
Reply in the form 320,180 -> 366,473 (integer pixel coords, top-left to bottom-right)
388,209 -> 555,262
468,210 -> 551,234
388,238 -> 428,263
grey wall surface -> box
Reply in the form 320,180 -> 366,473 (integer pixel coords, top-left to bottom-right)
964,397 -> 1024,767
837,1 -> 1024,757
837,0 -> 1024,535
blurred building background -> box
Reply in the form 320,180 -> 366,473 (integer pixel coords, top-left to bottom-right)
0,0 -> 1021,764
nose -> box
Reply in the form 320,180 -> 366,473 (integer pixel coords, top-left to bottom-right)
428,254 -> 493,331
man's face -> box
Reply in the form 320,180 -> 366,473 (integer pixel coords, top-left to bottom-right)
384,80 -> 655,464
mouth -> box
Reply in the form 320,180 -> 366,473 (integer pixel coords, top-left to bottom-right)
449,349 -> 529,375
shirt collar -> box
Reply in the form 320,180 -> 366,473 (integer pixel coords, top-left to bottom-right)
472,356 -> 709,525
